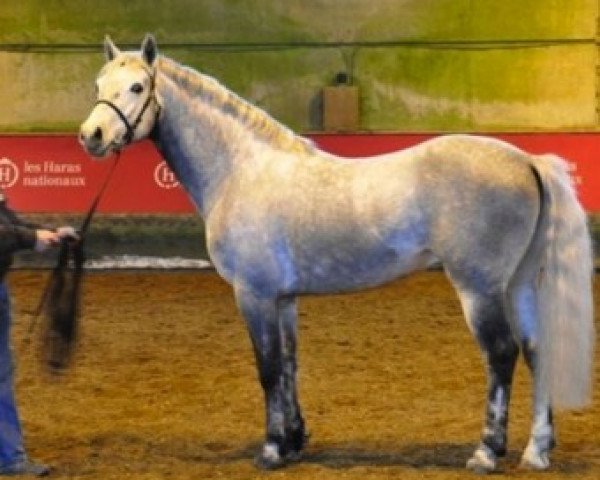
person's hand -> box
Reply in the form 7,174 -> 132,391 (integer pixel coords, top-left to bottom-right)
56,226 -> 79,242
34,229 -> 61,252
35,226 -> 80,252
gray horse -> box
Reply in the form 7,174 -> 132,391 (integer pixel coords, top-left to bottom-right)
79,35 -> 593,473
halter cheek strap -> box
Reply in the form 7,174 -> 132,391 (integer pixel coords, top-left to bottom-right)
94,69 -> 159,145
95,99 -> 136,144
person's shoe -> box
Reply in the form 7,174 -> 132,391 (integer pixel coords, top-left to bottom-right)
0,459 -> 50,476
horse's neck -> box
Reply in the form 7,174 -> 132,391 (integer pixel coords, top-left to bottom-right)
150,58 -> 317,217
151,73 -> 244,217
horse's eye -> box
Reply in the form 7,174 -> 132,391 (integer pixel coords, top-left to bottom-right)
130,83 -> 144,94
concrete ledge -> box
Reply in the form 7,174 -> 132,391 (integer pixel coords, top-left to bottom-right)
13,214 -> 207,268
12,212 -> 600,270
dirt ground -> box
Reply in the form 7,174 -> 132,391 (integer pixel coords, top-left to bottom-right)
6,270 -> 600,479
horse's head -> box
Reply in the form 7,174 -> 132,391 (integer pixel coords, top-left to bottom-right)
79,34 -> 161,157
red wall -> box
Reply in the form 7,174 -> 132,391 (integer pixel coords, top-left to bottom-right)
0,133 -> 598,213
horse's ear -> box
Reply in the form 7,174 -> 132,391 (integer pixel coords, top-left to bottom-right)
104,35 -> 120,61
141,34 -> 158,66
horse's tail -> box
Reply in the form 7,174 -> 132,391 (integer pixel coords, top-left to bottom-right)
529,154 -> 594,409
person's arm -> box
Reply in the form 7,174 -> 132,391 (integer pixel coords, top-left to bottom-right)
0,198 -> 78,252
0,225 -> 78,255
0,199 -> 42,229
0,224 -> 38,254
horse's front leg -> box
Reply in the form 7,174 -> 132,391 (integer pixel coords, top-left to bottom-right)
279,296 -> 308,459
235,287 -> 303,469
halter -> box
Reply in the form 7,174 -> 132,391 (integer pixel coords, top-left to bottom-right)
94,65 -> 160,145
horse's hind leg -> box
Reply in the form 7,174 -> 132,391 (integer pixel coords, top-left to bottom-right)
455,287 -> 519,473
508,282 -> 554,470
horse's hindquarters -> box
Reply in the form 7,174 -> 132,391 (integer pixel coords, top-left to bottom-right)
420,150 -> 541,290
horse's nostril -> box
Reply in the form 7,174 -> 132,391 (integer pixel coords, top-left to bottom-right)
93,127 -> 103,141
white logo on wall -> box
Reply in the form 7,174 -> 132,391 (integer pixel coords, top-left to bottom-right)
0,158 -> 19,189
154,161 -> 180,189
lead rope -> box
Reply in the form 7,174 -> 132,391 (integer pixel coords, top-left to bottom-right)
23,152 -> 121,372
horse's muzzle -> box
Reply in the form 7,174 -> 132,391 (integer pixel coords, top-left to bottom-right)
79,126 -> 112,158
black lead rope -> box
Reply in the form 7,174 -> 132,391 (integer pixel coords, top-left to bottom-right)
27,153 -> 121,372
43,233 -> 84,371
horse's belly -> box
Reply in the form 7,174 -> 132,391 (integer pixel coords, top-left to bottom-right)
294,243 -> 434,294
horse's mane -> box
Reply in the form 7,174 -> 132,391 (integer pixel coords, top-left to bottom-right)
157,56 -> 316,155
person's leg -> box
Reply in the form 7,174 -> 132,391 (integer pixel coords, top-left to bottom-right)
0,283 -> 49,477
0,284 -> 26,466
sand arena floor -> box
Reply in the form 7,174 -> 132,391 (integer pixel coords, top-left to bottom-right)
6,270 -> 600,479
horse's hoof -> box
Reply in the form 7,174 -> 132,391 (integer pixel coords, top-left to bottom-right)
520,456 -> 550,471
254,443 -> 286,470
520,446 -> 550,470
466,445 -> 497,474
285,436 -> 309,463
285,429 -> 310,462
284,449 -> 303,463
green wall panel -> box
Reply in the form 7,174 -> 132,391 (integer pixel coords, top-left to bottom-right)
466,0 -> 597,41
355,48 -> 472,131
0,1 -> 595,44
469,45 -> 597,129
357,44 -> 597,131
0,1 -> 598,132
0,48 -> 345,132
349,0 -> 597,42
0,52 -> 102,131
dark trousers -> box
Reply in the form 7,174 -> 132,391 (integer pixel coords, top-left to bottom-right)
0,284 -> 25,465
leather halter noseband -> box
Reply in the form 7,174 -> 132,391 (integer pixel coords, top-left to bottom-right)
94,66 -> 160,145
